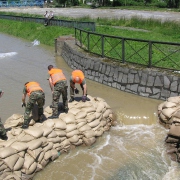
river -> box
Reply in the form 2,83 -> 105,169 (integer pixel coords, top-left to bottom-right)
0,33 -> 179,180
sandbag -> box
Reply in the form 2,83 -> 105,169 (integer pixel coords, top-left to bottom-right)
68,135 -> 79,143
60,113 -> 75,124
75,118 -> 87,123
23,162 -> 37,175
52,119 -> 66,130
162,107 -> 178,118
96,102 -> 105,113
168,96 -> 180,104
75,111 -> 87,119
23,153 -> 35,170
162,102 -> 177,109
13,157 -> 24,171
79,124 -> 91,132
41,125 -> 53,137
0,147 -> 17,159
27,139 -> 43,150
47,136 -> 61,143
51,149 -> 59,161
44,106 -> 53,114
24,126 -> 44,138
86,114 -> 96,123
68,108 -> 81,115
103,109 -> 112,118
88,119 -> 100,128
83,137 -> 96,146
54,130 -> 66,137
3,154 -> 19,170
44,150 -> 52,161
11,128 -> 23,136
72,139 -> 83,146
43,119 -> 55,128
36,151 -> 45,163
47,131 -> 57,138
83,130 -> 96,138
76,121 -> 87,129
27,147 -> 42,160
60,139 -> 70,148
173,111 -> 180,119
18,134 -> 35,142
43,142 -> 53,152
66,124 -> 77,133
11,142 -> 28,152
95,129 -> 104,136
81,107 -> 96,113
66,130 -> 79,138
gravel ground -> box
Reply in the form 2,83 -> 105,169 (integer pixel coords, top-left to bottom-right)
0,7 -> 180,22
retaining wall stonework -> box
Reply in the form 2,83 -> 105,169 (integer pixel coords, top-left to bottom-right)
55,36 -> 180,101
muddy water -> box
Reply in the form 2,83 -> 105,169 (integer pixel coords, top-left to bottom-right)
0,33 -> 179,179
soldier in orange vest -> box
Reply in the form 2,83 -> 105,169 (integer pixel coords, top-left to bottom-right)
21,81 -> 45,129
48,65 -> 68,118
69,70 -> 90,102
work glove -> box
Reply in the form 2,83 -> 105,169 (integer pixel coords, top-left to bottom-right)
21,103 -> 26,108
75,88 -> 79,94
82,96 -> 87,102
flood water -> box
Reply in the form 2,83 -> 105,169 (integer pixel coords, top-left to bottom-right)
0,33 -> 179,180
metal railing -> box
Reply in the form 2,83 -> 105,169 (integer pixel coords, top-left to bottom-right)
0,14 -> 96,31
0,1 -> 44,7
75,28 -> 180,71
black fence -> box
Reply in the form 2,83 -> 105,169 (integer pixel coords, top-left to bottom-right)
75,28 -> 180,71
0,14 -> 96,31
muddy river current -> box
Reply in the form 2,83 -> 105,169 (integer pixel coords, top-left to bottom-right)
0,33 -> 180,180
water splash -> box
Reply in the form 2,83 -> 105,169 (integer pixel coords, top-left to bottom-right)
32,39 -> 40,46
0,52 -> 17,58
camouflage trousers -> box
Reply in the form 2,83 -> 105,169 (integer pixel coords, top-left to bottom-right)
70,83 -> 85,97
52,80 -> 68,116
0,118 -> 6,136
24,90 -> 45,125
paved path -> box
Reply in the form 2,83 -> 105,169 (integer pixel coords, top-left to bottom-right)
0,7 -> 180,22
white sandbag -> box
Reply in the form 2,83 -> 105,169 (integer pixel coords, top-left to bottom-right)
18,151 -> 25,158
3,154 -> 19,170
41,125 -> 52,137
18,134 -> 35,142
92,123 -> 103,131
36,151 -> 45,163
162,107 -> 178,118
102,107 -> 106,113
81,107 -> 96,113
39,137 -> 48,147
54,130 -> 66,137
95,112 -> 101,119
60,113 -> 75,124
44,106 -> 53,114
95,129 -> 104,136
23,153 -> 35,170
72,139 -> 83,146
104,125 -> 111,131
24,162 -> 37,175
4,114 -> 23,128
66,124 -> 77,133
68,135 -> 79,143
96,102 -> 105,113
2,139 -> 17,148
173,111 -> 180,119
162,102 -> 177,109
11,142 -> 28,152
43,119 -> 55,128
86,114 -> 96,123
53,143 -> 61,149
52,119 -> 66,130
83,130 -> 96,138
47,136 -> 61,143
47,131 -> 57,138
79,124 -> 91,132
83,137 -> 96,146
43,142 -> 53,152
100,120 -> 107,127
13,157 -> 24,171
66,130 -> 79,138
27,147 -> 42,160
4,174 -> 21,180
35,163 -> 43,173
76,121 -> 87,129
24,126 -> 43,138
75,118 -> 87,124
44,150 -> 52,161
60,139 -> 70,148
40,159 -> 49,168
0,147 -> 17,159
51,149 -> 59,161
75,111 -> 87,119
11,128 -> 23,136
27,139 -> 43,151
159,112 -> 168,122
168,96 -> 180,104
0,163 -> 8,171
59,137 -> 67,142
103,109 -> 112,118
68,108 -> 81,115
88,119 -> 100,128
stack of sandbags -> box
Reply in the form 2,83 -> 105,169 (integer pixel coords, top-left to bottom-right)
0,96 -> 115,180
158,96 -> 180,162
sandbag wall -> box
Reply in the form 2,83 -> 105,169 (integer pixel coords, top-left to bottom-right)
158,96 -> 180,162
0,96 -> 115,180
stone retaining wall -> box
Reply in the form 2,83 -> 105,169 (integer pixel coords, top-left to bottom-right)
55,36 -> 180,101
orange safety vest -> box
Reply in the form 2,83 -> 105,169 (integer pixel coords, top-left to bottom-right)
72,70 -> 85,84
48,68 -> 66,85
25,82 -> 43,96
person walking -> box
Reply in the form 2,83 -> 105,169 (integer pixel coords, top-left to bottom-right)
48,65 -> 68,118
0,89 -> 8,140
69,69 -> 90,102
21,81 -> 45,129
44,10 -> 49,26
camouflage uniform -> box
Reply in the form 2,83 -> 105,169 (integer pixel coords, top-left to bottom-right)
24,90 -> 45,126
52,80 -> 68,116
0,118 -> 6,136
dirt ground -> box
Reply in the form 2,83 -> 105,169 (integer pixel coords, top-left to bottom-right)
0,7 -> 180,22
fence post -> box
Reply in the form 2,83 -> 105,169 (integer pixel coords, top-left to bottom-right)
122,38 -> 125,63
87,32 -> 90,51
148,41 -> 152,68
102,35 -> 104,58
80,30 -> 82,47
54,38 -> 57,53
